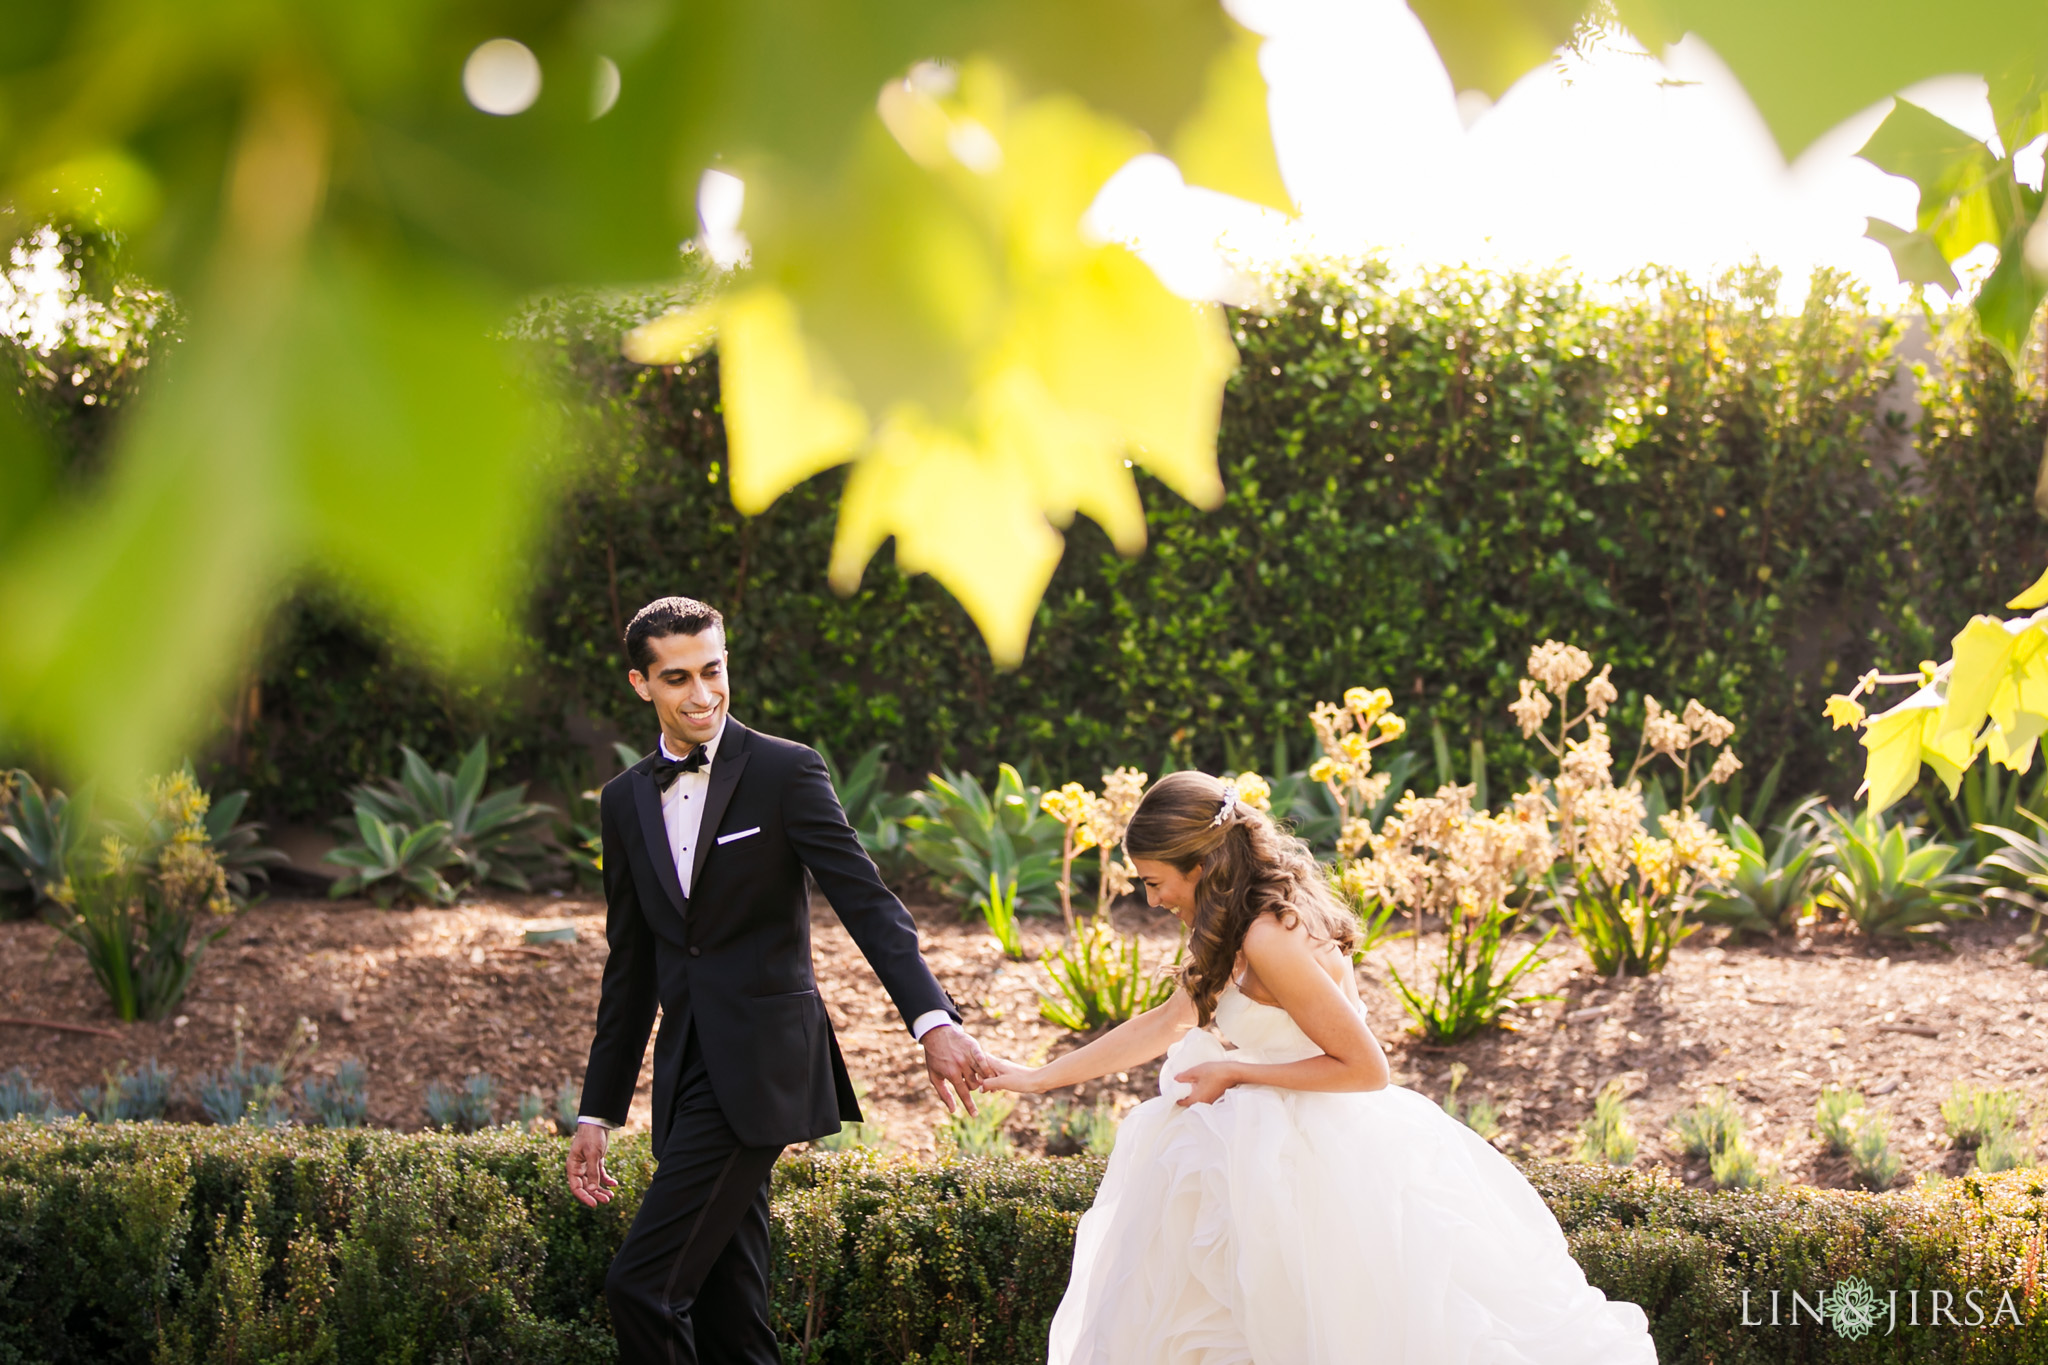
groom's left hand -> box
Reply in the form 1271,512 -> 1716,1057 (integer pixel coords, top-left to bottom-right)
922,1024 -> 992,1116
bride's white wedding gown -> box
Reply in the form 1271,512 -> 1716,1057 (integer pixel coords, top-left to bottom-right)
1048,981 -> 1658,1364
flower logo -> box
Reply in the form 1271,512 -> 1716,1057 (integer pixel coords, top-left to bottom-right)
1824,1278 -> 1881,1340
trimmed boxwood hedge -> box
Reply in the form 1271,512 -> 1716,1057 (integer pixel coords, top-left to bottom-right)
3,1120 -> 2045,1363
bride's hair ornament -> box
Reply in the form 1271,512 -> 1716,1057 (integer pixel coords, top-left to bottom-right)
1209,780 -> 1239,828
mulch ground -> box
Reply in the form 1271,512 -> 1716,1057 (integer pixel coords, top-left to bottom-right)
2,890 -> 2042,1186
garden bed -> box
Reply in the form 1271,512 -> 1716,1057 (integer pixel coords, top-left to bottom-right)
3,892 -> 2044,1184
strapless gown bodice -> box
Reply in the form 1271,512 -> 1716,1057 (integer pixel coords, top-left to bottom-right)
1049,982 -> 1657,1365
1210,978 -> 1343,1062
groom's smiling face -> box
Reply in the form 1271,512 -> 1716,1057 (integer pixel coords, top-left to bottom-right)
630,627 -> 730,750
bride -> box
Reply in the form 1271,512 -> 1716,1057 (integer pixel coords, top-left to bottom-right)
980,771 -> 1658,1364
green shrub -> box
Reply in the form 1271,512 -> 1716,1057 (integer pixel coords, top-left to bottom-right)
1441,1062 -> 1503,1141
819,741 -> 918,881
1042,1099 -> 1119,1157
302,1060 -> 371,1130
1814,1085 -> 1868,1155
323,809 -> 459,907
56,773 -> 238,1021
1672,1088 -> 1763,1189
1975,1125 -> 2035,1174
7,1124 -> 2048,1364
553,1080 -> 580,1138
1575,1080 -> 1639,1167
937,1093 -> 1017,1160
982,873 -> 1027,961
1942,1083 -> 2027,1150
1847,1111 -> 1905,1190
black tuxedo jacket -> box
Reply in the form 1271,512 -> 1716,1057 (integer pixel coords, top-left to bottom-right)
577,717 -> 957,1150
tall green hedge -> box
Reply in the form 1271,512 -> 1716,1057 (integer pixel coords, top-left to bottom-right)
217,264 -> 2043,818
3,1122 -> 2046,1364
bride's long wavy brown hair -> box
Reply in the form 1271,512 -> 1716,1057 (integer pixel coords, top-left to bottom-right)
1124,771 -> 1357,1026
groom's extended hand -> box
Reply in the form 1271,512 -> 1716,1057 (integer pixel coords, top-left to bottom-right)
567,1123 -> 618,1208
922,1024 -> 993,1116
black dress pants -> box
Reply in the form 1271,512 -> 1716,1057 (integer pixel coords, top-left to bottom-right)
605,1026 -> 782,1365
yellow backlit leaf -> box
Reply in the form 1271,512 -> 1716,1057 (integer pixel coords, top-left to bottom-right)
717,287 -> 870,516
677,68 -> 1238,664
2008,565 -> 2048,609
828,410 -> 1063,665
1168,21 -> 1294,213
1922,722 -> 1976,800
1935,614 -> 2016,743
1860,683 -> 1946,814
1986,708 -> 2047,773
622,305 -> 719,366
976,363 -> 1145,552
1019,246 -> 1234,511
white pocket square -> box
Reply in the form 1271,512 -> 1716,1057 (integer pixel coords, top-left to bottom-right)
716,826 -> 762,846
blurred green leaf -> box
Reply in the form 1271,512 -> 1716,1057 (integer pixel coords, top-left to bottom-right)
0,236 -> 549,782
1170,20 -> 1293,212
1613,0 -> 2048,158
1856,94 -> 2048,369
1859,99 -> 2008,261
1973,221 -> 2048,367
1989,56 -> 2048,154
1863,218 -> 1959,293
1407,0 -> 1586,100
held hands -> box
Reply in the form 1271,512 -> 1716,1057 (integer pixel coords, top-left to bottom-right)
970,1057 -> 1241,1105
566,1123 -> 618,1208
921,1023 -> 999,1115
973,1054 -> 1044,1095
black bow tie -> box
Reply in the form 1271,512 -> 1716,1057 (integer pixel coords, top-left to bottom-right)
651,745 -> 709,790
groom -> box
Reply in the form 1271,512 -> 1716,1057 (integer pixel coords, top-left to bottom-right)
567,595 -> 991,1363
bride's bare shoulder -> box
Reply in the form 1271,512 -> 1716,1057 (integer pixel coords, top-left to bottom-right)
1241,910 -> 1313,954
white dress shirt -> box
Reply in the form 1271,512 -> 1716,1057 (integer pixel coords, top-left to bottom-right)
577,729 -> 952,1132
660,729 -> 717,900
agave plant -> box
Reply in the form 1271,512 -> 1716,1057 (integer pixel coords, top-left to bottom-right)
325,809 -> 460,907
1972,808 -> 2048,965
1814,807 -> 1981,941
1696,797 -> 1829,938
200,788 -> 292,902
342,738 -> 560,891
904,764 -> 1065,918
0,770 -> 93,916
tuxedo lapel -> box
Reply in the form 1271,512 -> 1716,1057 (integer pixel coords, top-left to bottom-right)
630,766 -> 688,914
692,720 -> 751,893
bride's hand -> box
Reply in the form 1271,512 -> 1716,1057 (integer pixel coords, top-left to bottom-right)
975,1055 -> 1044,1094
1173,1061 -> 1241,1106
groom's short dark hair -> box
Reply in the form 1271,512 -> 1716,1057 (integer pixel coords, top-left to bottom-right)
625,596 -> 725,672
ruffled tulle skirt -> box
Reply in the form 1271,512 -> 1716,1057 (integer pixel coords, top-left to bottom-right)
1048,1030 -> 1657,1365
